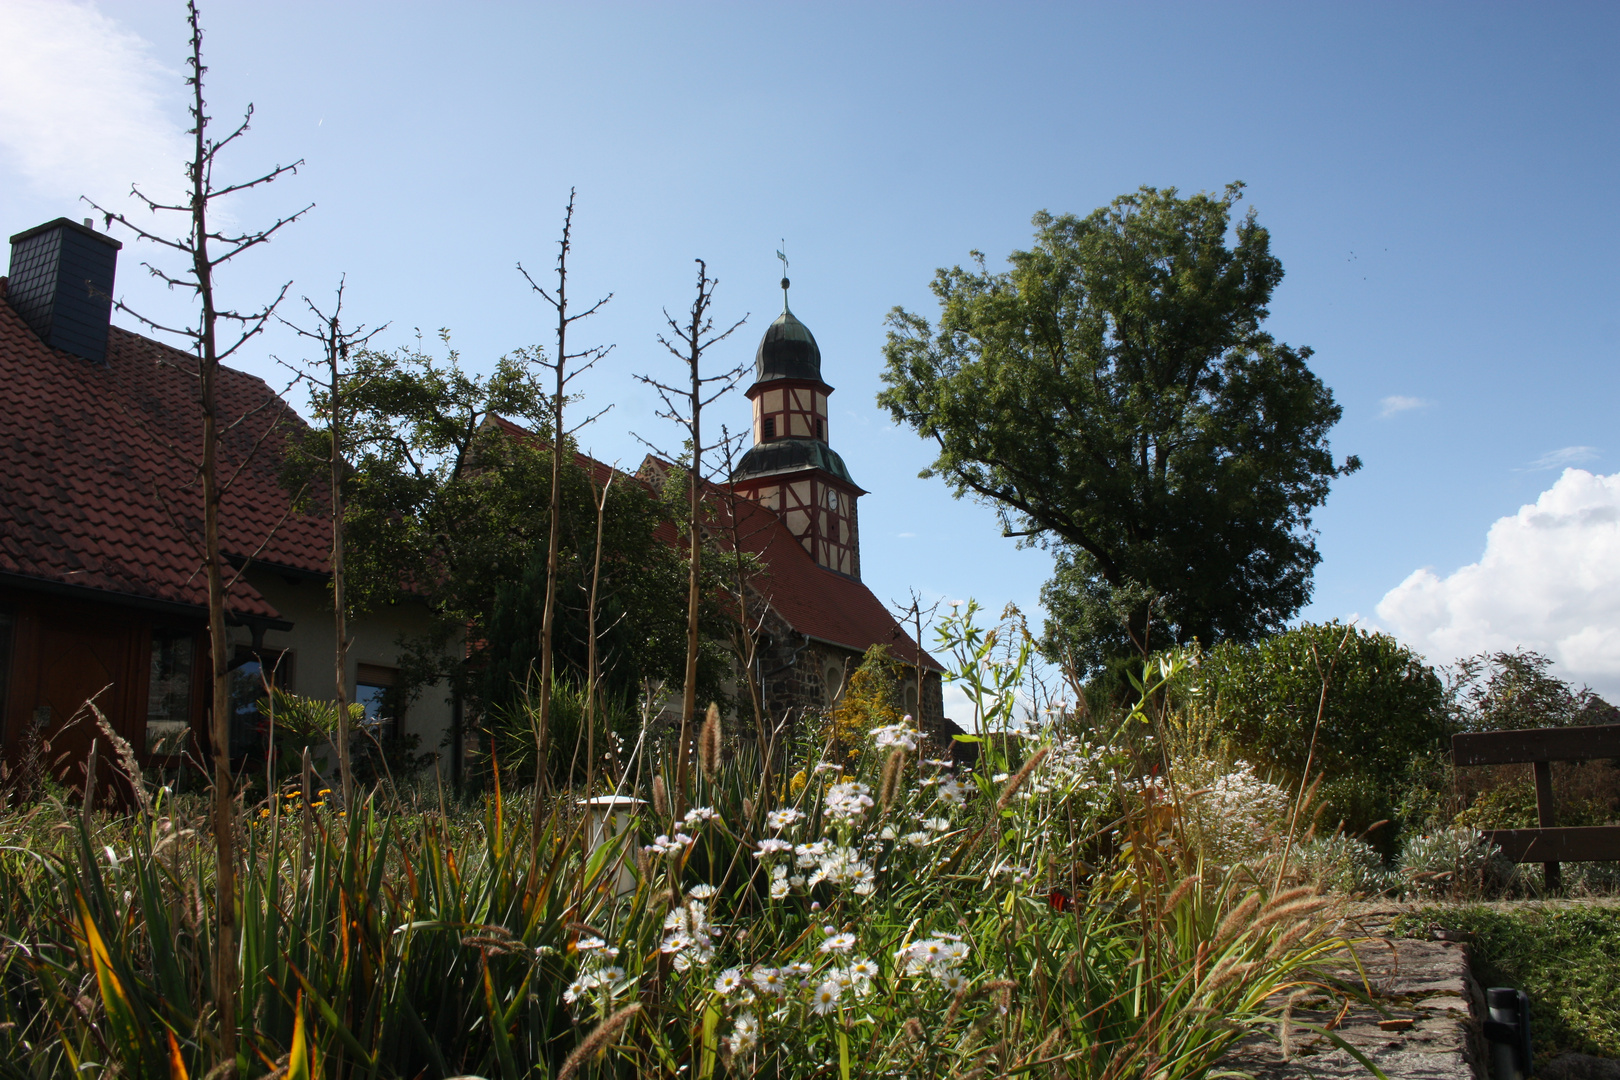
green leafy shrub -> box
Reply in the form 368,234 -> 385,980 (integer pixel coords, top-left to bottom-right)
1396,827 -> 1516,900
1292,835 -> 1398,896
1453,774 -> 1613,830
1174,621 -> 1449,849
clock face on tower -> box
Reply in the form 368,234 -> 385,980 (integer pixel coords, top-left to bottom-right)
826,488 -> 839,510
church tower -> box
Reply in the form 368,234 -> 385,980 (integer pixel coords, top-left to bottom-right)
731,275 -> 866,579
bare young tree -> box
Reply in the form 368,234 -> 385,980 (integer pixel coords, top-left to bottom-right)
517,190 -> 613,799
635,260 -> 747,799
86,2 -> 310,1068
890,590 -> 941,731
282,279 -> 385,810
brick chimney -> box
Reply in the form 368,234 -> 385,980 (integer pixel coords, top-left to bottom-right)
7,217 -> 121,364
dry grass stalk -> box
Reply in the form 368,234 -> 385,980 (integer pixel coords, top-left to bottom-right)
1264,918 -> 1316,960
879,747 -> 906,809
1212,893 -> 1262,948
1031,1024 -> 1064,1061
558,1002 -> 642,1080
89,701 -> 151,816
903,1017 -> 924,1045
1251,896 -> 1330,934
1163,874 -> 1198,912
1202,955 -> 1256,997
699,702 -> 722,781
1259,886 -> 1315,915
652,774 -> 669,818
982,978 -> 1017,1014
994,747 -> 1049,813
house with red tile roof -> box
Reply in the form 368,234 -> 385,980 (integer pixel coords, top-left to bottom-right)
0,218 -> 453,791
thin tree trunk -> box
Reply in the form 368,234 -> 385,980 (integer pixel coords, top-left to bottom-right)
330,325 -> 353,811
194,175 -> 237,1073
584,470 -> 612,803
676,341 -> 702,803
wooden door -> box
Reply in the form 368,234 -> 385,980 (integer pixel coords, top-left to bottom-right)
36,617 -> 136,801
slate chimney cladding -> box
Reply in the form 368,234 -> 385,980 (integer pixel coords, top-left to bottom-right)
7,218 -> 121,365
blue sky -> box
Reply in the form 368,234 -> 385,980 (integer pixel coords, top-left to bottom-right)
4,1 -> 1619,695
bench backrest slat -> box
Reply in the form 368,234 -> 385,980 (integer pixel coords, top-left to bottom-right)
1451,723 -> 1620,766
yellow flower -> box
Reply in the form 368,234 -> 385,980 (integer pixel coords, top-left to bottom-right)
790,770 -> 808,796
311,801 -> 325,808
318,789 -> 332,796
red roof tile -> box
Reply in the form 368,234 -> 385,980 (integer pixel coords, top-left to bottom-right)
0,278 -> 329,621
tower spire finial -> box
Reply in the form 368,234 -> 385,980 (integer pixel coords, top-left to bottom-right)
775,241 -> 790,313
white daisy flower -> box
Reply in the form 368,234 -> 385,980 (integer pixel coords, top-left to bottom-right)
766,808 -> 804,830
769,878 -> 790,899
820,932 -> 857,953
576,935 -> 608,951
687,883 -> 717,899
728,1012 -> 760,1054
811,981 -> 841,1015
849,958 -> 879,981
751,967 -> 785,994
563,979 -> 589,1004
714,968 -> 745,996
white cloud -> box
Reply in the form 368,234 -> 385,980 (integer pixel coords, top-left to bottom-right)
1378,395 -> 1427,418
1376,468 -> 1620,696
1521,446 -> 1599,471
0,0 -> 189,211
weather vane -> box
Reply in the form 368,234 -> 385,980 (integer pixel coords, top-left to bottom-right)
776,241 -> 790,311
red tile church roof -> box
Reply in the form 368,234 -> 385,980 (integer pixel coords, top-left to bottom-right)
491,425 -> 943,673
0,278 -> 328,622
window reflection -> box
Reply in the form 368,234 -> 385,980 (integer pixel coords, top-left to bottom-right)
227,648 -> 289,758
145,628 -> 194,756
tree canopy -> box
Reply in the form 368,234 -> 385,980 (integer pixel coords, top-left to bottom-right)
878,185 -> 1359,675
286,334 -> 719,725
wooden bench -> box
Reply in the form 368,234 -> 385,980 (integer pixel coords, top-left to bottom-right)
1451,722 -> 1620,890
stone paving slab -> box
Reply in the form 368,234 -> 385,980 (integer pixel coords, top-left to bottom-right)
1218,929 -> 1485,1079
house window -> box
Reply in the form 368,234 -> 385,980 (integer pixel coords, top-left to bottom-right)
815,419 -> 824,441
763,416 -> 776,440
355,663 -> 400,739
145,628 -> 195,756
0,607 -> 14,741
228,647 -> 291,757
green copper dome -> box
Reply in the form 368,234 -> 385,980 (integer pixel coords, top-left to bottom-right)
753,308 -> 824,385
731,437 -> 862,490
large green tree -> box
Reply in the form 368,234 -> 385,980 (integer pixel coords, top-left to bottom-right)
879,185 -> 1359,675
